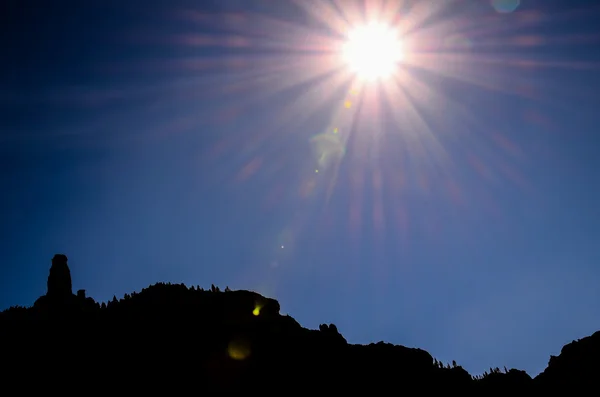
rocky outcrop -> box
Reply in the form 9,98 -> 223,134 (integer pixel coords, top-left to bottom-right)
534,330 -> 600,386
33,254 -> 75,309
47,254 -> 72,298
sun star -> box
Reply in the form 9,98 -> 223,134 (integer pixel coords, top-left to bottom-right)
342,22 -> 404,82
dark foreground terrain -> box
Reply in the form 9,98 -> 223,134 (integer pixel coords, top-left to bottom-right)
1,254 -> 598,392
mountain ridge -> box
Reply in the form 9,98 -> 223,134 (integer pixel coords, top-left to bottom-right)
1,254 -> 597,391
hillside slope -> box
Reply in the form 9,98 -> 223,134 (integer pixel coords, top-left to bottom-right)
0,255 -> 596,392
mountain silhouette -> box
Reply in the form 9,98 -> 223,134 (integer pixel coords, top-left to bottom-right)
0,254 -> 597,392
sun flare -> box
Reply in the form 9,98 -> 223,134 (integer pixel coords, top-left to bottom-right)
342,22 -> 403,81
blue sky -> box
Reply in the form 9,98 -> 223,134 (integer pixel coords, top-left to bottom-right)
1,0 -> 600,376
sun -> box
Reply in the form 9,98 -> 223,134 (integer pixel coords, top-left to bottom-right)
342,22 -> 403,82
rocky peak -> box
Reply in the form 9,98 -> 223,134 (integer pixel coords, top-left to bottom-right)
47,254 -> 73,298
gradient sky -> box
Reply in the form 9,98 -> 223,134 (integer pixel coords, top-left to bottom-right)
1,0 -> 600,376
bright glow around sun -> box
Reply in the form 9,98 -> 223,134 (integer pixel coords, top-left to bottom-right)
342,23 -> 403,81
